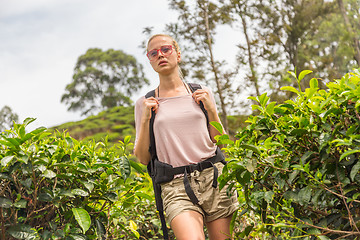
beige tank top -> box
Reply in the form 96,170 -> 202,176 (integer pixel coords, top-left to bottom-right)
134,86 -> 217,167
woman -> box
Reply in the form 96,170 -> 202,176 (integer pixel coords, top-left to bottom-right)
134,34 -> 238,240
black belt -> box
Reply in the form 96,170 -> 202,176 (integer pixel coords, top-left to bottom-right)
174,149 -> 226,205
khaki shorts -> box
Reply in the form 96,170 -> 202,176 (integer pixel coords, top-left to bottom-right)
160,162 -> 239,224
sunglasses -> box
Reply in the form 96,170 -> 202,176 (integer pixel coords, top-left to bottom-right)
146,45 -> 174,61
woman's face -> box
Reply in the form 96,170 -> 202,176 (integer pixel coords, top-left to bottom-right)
147,36 -> 181,75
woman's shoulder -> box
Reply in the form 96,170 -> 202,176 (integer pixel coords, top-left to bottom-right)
135,96 -> 145,108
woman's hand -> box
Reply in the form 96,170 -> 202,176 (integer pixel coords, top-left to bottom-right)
192,89 -> 216,113
142,97 -> 159,120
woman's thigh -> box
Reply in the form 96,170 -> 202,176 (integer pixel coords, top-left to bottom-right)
170,210 -> 205,240
206,214 -> 233,240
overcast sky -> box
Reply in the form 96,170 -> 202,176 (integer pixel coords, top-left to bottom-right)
0,0 -> 238,131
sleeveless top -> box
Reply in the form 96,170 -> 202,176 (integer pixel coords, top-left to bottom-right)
134,86 -> 217,168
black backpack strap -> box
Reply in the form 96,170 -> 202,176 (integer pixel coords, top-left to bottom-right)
187,83 -> 209,126
145,90 -> 157,166
145,89 -> 168,240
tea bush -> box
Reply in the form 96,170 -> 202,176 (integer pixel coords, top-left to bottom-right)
218,69 -> 360,239
0,118 -> 166,239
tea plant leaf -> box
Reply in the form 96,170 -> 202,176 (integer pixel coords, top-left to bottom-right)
298,70 -> 313,81
71,189 -> 89,197
288,71 -> 297,80
129,160 -> 144,174
0,197 -> 12,208
23,117 -> 36,126
14,199 -> 27,208
280,86 -> 300,95
72,208 -> 91,234
124,135 -> 131,144
339,149 -> 360,161
7,224 -> 37,239
258,93 -> 270,107
350,161 -> 360,182
1,155 -> 15,167
42,169 -> 56,179
95,219 -> 106,240
239,144 -> 261,155
119,156 -> 131,182
210,121 -> 224,134
129,220 -> 140,239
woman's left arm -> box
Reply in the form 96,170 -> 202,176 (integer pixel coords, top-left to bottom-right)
192,88 -> 224,142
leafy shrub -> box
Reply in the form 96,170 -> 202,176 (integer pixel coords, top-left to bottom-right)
218,69 -> 360,239
0,118 -> 164,239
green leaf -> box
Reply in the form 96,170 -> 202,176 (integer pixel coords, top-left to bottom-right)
246,158 -> 257,173
95,219 -> 106,240
301,151 -> 315,165
280,86 -> 300,95
14,199 -> 27,208
72,208 -> 91,234
42,169 -> 57,179
129,220 -> 140,239
23,117 -> 36,126
239,144 -> 261,155
350,161 -> 360,182
129,160 -> 144,173
247,96 -> 259,103
288,71 -> 297,80
80,181 -> 94,192
264,191 -> 274,203
298,70 -> 313,81
135,192 -> 153,201
7,224 -> 37,239
1,155 -> 15,167
119,156 -> 131,182
340,149 -> 360,161
0,197 -> 12,208
266,102 -> 276,115
210,121 -> 223,134
71,189 -> 89,197
124,135 -> 131,144
309,78 -> 318,89
258,93 -> 269,107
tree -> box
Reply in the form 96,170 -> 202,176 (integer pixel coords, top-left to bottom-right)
61,48 -> 149,116
252,0 -> 335,99
0,105 -> 18,132
166,0 -> 237,132
337,0 -> 360,66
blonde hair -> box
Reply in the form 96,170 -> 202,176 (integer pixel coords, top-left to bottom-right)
147,34 -> 184,80
147,34 -> 180,53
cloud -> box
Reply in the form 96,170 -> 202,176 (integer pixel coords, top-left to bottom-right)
0,0 -> 176,130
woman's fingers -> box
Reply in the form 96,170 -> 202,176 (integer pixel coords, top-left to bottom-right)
192,90 -> 214,111
142,97 -> 159,118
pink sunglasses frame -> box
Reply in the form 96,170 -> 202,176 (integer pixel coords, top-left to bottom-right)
146,45 -> 174,61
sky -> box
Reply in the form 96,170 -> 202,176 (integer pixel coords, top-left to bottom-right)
0,0 -> 238,131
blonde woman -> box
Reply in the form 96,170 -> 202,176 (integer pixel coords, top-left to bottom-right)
134,34 -> 238,240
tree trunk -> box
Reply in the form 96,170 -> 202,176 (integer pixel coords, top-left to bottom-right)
201,1 -> 229,132
239,10 -> 260,97
337,0 -> 360,65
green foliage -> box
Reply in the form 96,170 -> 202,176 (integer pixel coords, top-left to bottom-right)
218,69 -> 360,239
61,48 -> 149,116
51,106 -> 135,145
0,118 -> 165,239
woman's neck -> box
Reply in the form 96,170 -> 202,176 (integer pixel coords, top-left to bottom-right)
157,73 -> 188,98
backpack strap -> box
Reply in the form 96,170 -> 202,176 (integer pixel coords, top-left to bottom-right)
187,83 -> 209,126
145,89 -> 168,240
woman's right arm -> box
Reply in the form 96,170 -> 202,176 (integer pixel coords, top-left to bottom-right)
133,97 -> 159,165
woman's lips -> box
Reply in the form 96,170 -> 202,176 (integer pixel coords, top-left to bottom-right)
158,60 -> 167,66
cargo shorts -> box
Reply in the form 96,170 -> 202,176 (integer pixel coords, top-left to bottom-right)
160,162 -> 239,224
